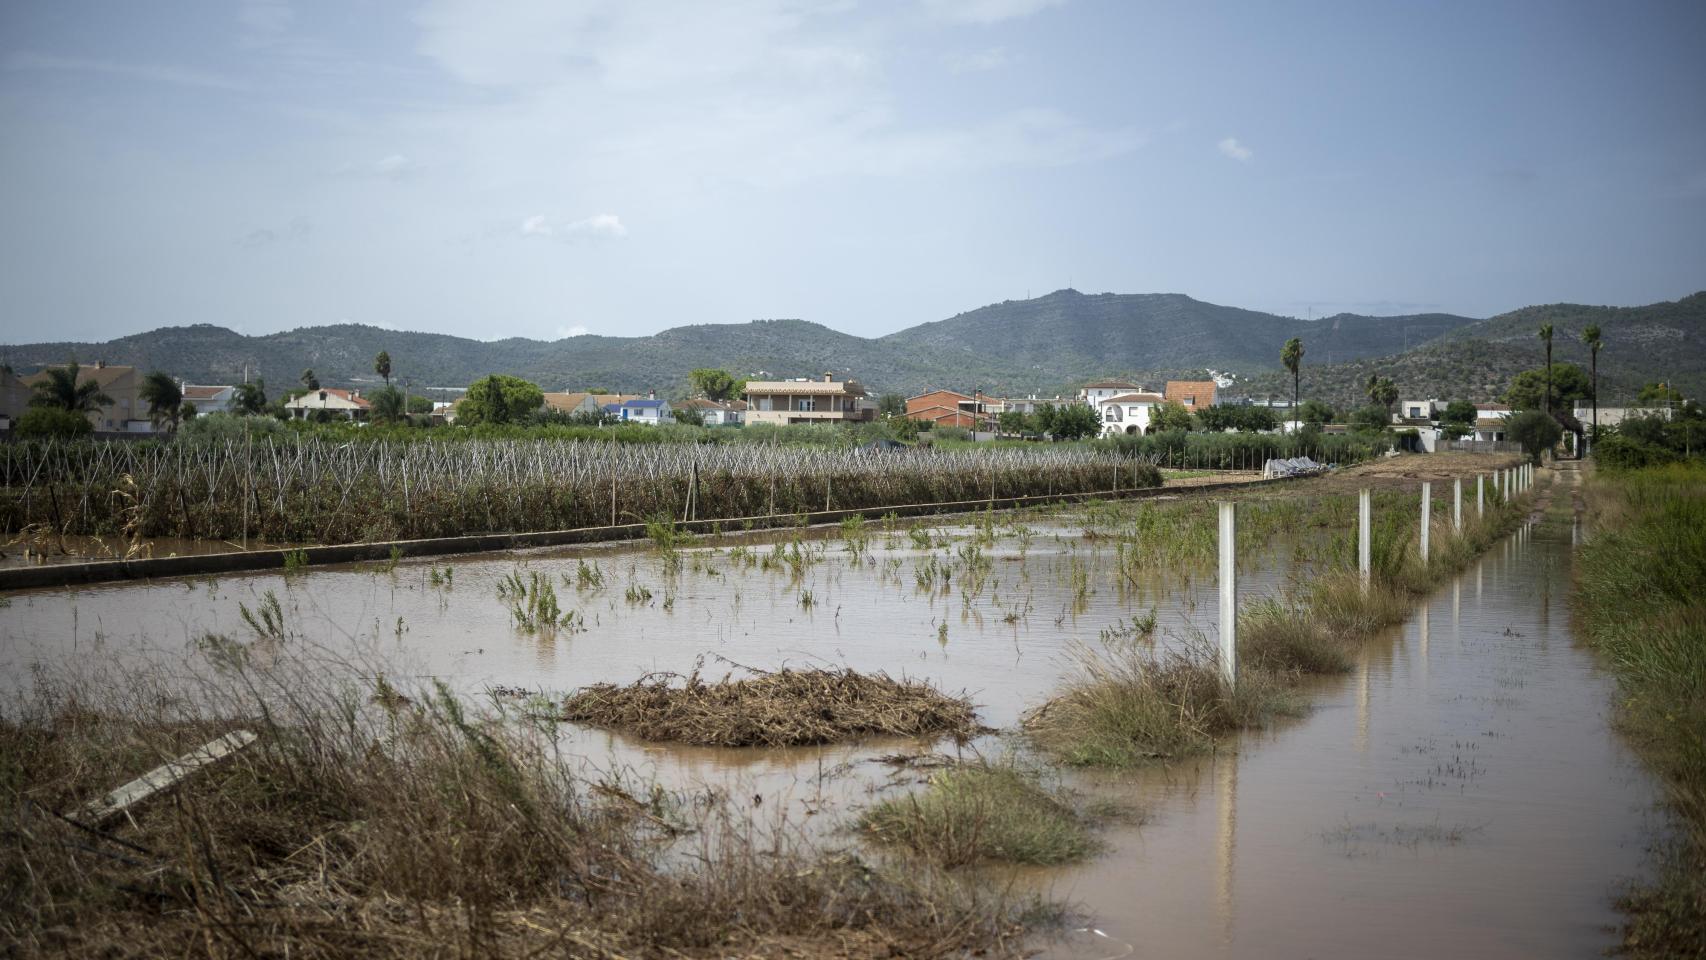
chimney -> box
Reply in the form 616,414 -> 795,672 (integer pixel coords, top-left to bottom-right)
648,390 -> 656,400
822,372 -> 833,383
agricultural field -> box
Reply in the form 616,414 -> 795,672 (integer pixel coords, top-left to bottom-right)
3,453 -> 1673,958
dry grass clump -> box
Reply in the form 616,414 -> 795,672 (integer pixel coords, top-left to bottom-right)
0,663 -> 1039,960
560,666 -> 984,747
1025,644 -> 1299,767
859,764 -> 1108,866
1238,597 -> 1357,674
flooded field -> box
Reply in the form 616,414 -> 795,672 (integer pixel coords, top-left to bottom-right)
0,465 -> 1663,956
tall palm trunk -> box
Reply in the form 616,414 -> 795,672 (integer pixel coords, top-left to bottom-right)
1544,341 -> 1552,415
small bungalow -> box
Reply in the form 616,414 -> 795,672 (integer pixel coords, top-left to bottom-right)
608,397 -> 674,426
1472,403 -> 1512,442
182,384 -> 238,415
285,388 -> 370,420
674,397 -> 746,426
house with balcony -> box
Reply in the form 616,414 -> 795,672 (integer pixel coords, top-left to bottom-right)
743,374 -> 873,426
1097,391 -> 1167,436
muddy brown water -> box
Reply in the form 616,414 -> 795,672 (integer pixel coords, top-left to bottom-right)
0,496 -> 1662,957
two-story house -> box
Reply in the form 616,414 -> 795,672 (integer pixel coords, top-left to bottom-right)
743,374 -> 873,426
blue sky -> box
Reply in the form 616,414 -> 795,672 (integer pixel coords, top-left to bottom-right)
2,0 -> 1703,343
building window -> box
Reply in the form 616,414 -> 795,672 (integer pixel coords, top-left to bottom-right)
798,397 -> 815,412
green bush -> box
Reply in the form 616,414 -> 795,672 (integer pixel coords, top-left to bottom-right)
15,407 -> 92,438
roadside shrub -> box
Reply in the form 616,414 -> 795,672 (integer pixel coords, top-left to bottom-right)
14,407 -> 91,438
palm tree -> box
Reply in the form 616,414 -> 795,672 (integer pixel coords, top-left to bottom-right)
1537,324 -> 1554,415
1580,324 -> 1602,447
300,368 -> 320,391
1281,337 -> 1304,426
138,371 -> 184,432
374,351 -> 391,386
28,362 -> 113,413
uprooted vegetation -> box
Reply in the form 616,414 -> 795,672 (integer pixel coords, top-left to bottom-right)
859,763 -> 1116,866
0,663 -> 1042,959
559,665 -> 986,747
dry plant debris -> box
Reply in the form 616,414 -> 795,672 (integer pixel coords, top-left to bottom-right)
560,667 -> 985,747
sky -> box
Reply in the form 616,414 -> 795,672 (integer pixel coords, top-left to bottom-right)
2,0 -> 1704,344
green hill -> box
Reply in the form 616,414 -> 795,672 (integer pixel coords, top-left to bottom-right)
3,289 -> 1698,405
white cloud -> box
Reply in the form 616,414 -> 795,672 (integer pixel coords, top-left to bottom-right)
407,0 -> 1134,197
921,0 -> 1066,24
555,324 -> 590,338
1218,137 -> 1253,162
945,46 -> 1010,73
520,213 -> 627,240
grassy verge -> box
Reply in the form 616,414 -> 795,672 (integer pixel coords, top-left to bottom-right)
0,661 -> 1042,959
559,666 -> 985,747
1030,465 -> 1536,766
1574,462 -> 1706,957
859,764 -> 1113,866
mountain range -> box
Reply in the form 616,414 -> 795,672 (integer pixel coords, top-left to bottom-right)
4,289 -> 1701,412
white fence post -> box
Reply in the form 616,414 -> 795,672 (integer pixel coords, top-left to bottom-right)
1453,477 -> 1462,532
1477,473 -> 1484,517
1359,488 -> 1371,590
1420,481 -> 1431,564
1218,501 -> 1237,688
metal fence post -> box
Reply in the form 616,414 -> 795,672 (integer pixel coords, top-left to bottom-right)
1359,488 -> 1371,590
1219,501 -> 1237,687
1453,477 -> 1462,533
1477,473 -> 1484,517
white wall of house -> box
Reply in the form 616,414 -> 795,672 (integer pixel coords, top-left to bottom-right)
1097,397 -> 1159,436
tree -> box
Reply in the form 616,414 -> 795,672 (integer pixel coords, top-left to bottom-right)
1349,405 -> 1391,433
458,374 -> 544,425
374,351 -> 392,386
688,368 -> 740,401
232,380 -> 268,415
1441,399 -> 1478,425
1281,337 -> 1304,415
876,393 -> 906,417
1504,363 -> 1592,412
407,395 -> 434,415
16,407 -> 93,438
1150,401 -> 1195,433
1637,381 -> 1684,406
300,369 -> 320,391
28,362 -> 114,413
1580,325 -> 1602,443
1050,403 -> 1102,440
180,400 -> 198,421
1537,324 -> 1555,416
672,406 -> 706,427
1364,375 -> 1398,413
138,370 -> 184,432
1297,399 -> 1335,426
1197,404 -> 1274,432
367,385 -> 407,423
997,410 -> 1032,435
1506,409 -> 1562,464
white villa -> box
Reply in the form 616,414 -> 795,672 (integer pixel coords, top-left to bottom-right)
285,388 -> 370,420
1097,391 -> 1166,436
1079,380 -> 1144,407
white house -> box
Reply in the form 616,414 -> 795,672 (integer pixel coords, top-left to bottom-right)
285,388 -> 370,420
1572,405 -> 1673,430
674,397 -> 746,426
999,395 -> 1073,415
1097,392 -> 1166,436
1395,398 -> 1443,423
1079,380 -> 1143,407
608,397 -> 674,425
1472,403 -> 1512,442
182,384 -> 238,415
